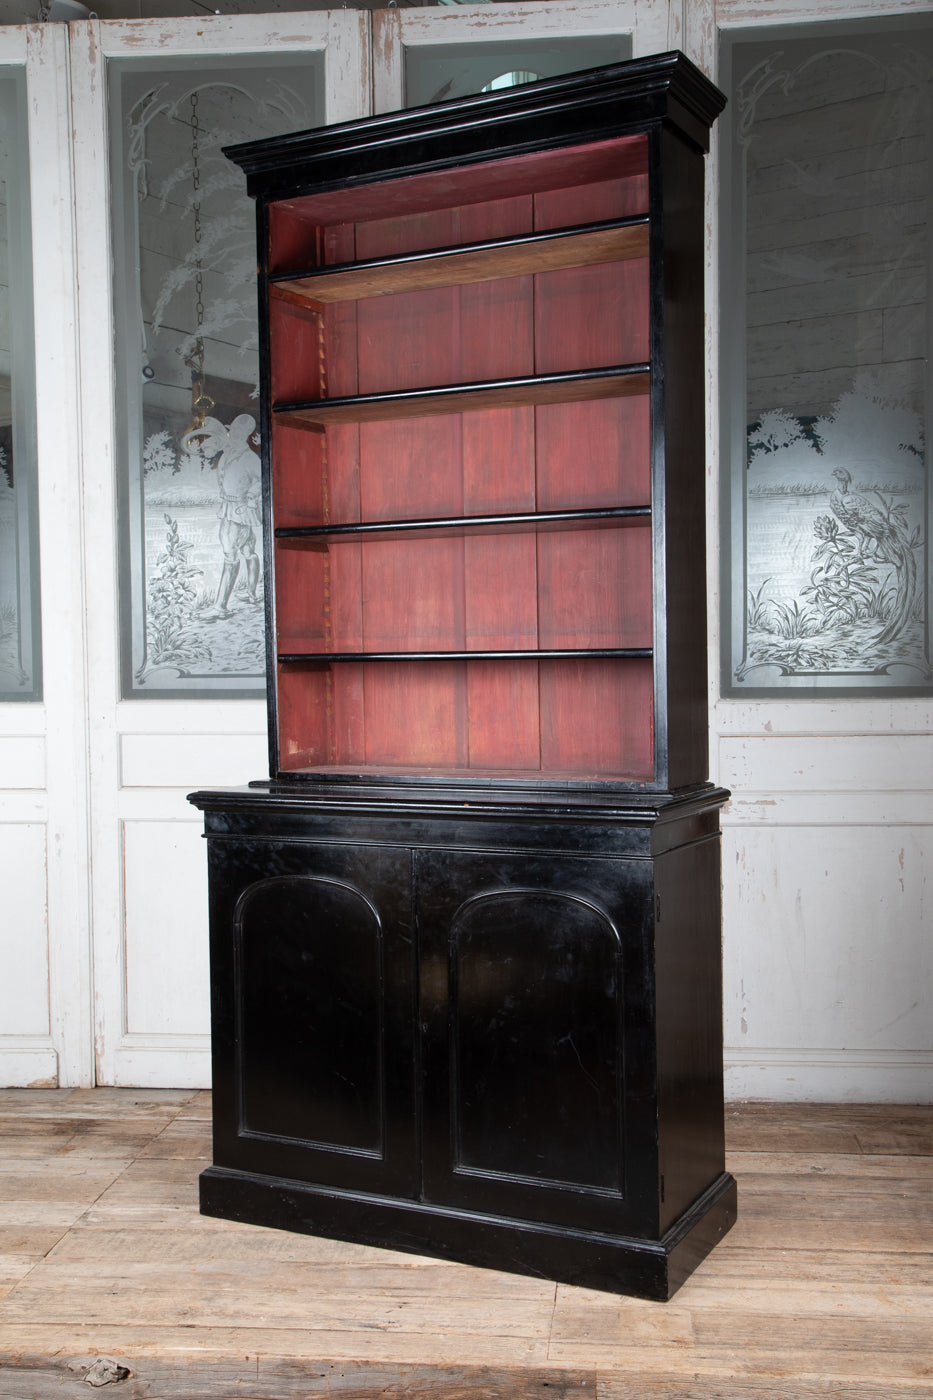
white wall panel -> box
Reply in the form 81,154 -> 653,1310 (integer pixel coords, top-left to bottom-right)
120,733 -> 269,789
0,735 -> 45,789
0,821 -> 57,1087
723,1049 -> 933,1104
720,735 -> 933,795
0,22 -> 96,1088
723,823 -> 931,1052
0,822 -> 49,1035
122,818 -> 210,1038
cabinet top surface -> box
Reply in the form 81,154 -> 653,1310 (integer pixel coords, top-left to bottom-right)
223,51 -> 725,198
188,779 -> 729,822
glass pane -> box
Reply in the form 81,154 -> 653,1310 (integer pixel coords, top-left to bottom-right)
111,56 -> 323,697
722,18 -> 932,693
404,36 -> 632,108
0,69 -> 40,702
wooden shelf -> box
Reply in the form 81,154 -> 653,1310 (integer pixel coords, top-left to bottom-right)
269,218 -> 650,308
278,649 -> 654,666
274,506 -> 651,545
275,365 -> 650,429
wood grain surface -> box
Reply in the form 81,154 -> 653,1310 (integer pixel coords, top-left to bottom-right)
0,1093 -> 930,1398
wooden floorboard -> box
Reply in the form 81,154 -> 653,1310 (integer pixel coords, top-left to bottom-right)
0,1092 -> 930,1398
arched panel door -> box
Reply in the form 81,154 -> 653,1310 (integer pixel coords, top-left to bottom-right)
205,837 -> 416,1198
235,875 -> 386,1155
448,888 -> 624,1191
416,848 -> 658,1237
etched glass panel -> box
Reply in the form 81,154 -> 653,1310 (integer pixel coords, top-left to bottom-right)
0,69 -> 39,702
722,19 -> 932,692
111,57 -> 322,697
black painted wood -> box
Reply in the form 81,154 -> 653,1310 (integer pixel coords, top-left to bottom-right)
273,507 -> 652,542
223,52 -> 724,199
191,54 -> 732,1301
198,1161 -> 737,1303
190,783 -> 733,1297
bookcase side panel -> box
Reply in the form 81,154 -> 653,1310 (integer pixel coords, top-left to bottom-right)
656,126 -> 710,790
274,542 -> 328,653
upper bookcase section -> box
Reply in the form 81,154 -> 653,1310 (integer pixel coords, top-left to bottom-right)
224,54 -> 725,793
223,51 -> 725,205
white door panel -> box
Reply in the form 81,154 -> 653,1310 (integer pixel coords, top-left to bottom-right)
0,731 -> 44,788
0,24 -> 94,1088
68,14 -> 370,1089
0,819 -> 53,1085
120,816 -> 211,1088
721,817 -> 933,1102
119,727 -> 268,791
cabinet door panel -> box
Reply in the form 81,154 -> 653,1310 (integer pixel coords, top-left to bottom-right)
238,875 -> 385,1154
416,849 -> 658,1235
207,839 -> 416,1196
450,888 -> 623,1191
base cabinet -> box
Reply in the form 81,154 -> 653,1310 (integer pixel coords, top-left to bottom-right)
192,785 -> 736,1301
205,835 -> 416,1199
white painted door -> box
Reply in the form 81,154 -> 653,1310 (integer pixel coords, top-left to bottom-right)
0,24 -> 91,1088
71,13 -> 370,1089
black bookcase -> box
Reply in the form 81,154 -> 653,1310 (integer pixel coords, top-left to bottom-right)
189,52 -> 734,1302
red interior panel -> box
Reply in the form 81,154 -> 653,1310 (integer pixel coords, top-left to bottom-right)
267,134 -> 656,781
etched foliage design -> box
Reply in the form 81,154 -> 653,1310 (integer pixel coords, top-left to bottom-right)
731,30 -> 931,689
119,66 -> 319,693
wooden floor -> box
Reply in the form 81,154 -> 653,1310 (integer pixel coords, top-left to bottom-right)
0,1092 -> 930,1399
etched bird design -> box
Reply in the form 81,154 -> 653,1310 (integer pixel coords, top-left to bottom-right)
829,467 -> 917,645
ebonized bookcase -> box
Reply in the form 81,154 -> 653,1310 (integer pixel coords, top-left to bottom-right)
189,52 -> 734,1301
